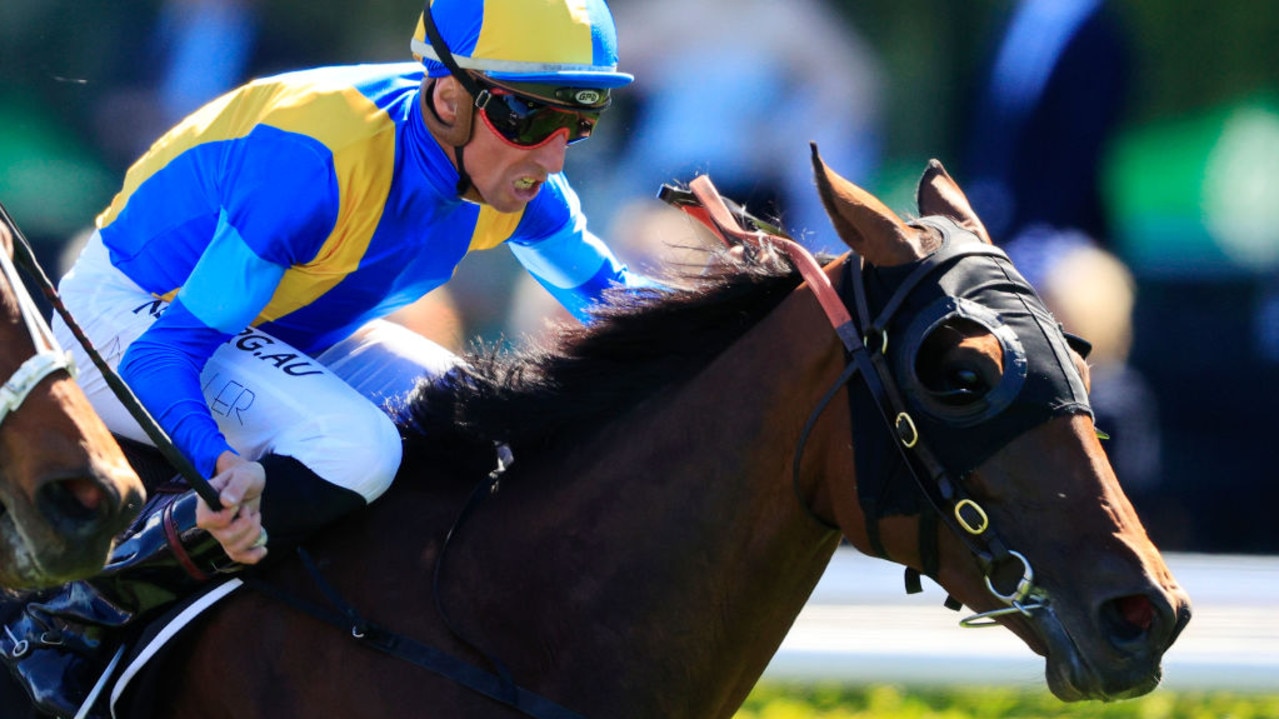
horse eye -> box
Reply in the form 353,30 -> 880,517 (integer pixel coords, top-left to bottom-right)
933,365 -> 989,405
951,368 -> 982,390
914,318 -> 1003,407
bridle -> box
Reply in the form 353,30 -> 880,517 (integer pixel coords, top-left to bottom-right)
831,224 -> 1052,627
663,175 -> 1066,629
0,236 -> 76,427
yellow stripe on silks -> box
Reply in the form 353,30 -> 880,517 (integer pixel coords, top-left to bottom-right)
468,204 -> 524,252
97,79 -> 397,326
254,90 -> 396,324
476,0 -> 594,66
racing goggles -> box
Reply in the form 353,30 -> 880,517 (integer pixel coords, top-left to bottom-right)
473,81 -> 605,149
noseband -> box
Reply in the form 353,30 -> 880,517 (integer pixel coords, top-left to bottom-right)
665,176 -> 1093,628
0,239 -> 76,427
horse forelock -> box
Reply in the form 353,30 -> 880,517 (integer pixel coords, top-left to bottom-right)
398,244 -> 805,471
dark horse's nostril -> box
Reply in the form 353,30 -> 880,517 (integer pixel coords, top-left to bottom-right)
37,476 -> 111,530
1118,595 -> 1154,630
1101,593 -> 1163,647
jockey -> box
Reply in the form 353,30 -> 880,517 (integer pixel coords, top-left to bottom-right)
0,1 -> 648,715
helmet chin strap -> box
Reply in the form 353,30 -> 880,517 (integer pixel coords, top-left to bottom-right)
420,79 -> 480,200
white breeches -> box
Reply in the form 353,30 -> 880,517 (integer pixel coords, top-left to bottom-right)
53,233 -> 459,503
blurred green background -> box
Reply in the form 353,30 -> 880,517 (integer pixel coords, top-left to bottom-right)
1,0 -> 1275,553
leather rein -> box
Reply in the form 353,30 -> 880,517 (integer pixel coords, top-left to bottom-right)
665,175 -> 1050,628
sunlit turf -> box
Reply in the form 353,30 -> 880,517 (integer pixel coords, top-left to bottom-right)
735,683 -> 1279,719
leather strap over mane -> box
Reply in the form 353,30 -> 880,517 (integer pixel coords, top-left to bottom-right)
662,177 -> 869,532
681,176 -> 862,354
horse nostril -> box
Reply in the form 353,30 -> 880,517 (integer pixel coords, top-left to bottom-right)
1101,594 -> 1158,646
37,477 -> 110,527
1117,594 -> 1155,631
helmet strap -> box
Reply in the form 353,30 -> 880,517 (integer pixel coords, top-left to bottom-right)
420,3 -> 488,200
420,4 -> 484,104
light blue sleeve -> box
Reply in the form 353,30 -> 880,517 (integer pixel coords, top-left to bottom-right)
180,210 -> 288,333
508,176 -> 661,322
119,212 -> 288,476
509,224 -> 667,322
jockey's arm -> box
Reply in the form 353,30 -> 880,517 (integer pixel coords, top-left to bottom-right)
117,218 -> 288,478
507,226 -> 659,322
506,180 -> 665,321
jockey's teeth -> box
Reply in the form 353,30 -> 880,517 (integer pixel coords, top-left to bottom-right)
515,178 -> 535,190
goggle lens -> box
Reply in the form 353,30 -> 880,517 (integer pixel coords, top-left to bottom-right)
477,86 -> 601,148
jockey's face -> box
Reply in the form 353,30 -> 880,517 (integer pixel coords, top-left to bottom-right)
429,76 -> 568,213
464,101 -> 568,213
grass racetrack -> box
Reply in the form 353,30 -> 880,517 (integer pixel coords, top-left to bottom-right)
750,551 -> 1279,717
735,683 -> 1279,718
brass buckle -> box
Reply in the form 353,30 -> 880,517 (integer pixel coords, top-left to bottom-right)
954,498 -> 989,535
894,412 -> 919,448
864,327 -> 888,355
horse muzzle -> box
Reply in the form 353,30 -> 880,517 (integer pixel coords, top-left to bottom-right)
0,467 -> 143,589
1035,585 -> 1192,701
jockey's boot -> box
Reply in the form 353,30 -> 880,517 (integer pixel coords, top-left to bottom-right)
0,489 -> 233,718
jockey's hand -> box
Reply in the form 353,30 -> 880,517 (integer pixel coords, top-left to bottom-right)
196,450 -> 268,565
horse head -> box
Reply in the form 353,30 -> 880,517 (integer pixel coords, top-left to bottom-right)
0,222 -> 143,589
810,147 -> 1191,701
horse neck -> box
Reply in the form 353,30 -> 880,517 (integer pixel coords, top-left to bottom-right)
500,279 -> 852,715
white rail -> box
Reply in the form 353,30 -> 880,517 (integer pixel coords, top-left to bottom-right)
765,550 -> 1279,692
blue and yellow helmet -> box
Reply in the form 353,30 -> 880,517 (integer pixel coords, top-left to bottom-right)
411,0 -> 634,89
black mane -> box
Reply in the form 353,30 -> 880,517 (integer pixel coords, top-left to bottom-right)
398,245 -> 808,474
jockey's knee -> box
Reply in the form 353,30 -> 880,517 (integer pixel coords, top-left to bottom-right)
348,410 -> 401,502
258,454 -> 369,545
273,401 -> 401,504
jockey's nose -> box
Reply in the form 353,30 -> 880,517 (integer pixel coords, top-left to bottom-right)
529,133 -> 568,174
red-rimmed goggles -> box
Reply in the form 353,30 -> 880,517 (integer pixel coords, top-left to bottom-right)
473,80 -> 605,149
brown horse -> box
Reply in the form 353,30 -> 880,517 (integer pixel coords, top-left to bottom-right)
13,151 -> 1190,717
0,223 -> 144,589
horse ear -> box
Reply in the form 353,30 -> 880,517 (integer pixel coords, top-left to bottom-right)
810,143 -> 927,266
916,159 -> 993,244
